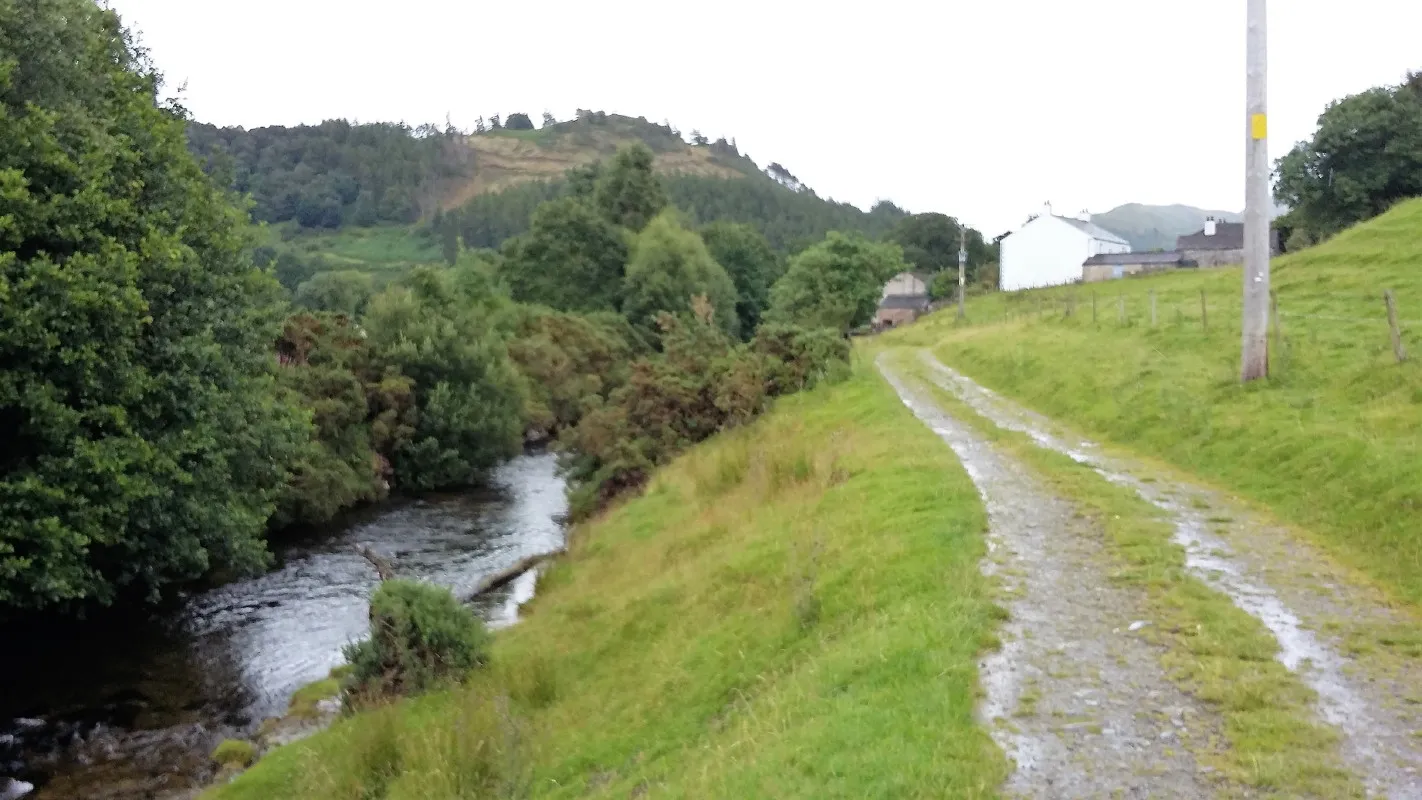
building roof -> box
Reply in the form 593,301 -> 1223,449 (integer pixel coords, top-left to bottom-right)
1057,216 -> 1131,246
878,294 -> 931,310
1083,251 -> 1193,266
1177,222 -> 1245,251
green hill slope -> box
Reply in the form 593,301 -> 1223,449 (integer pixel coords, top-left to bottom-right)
209,363 -> 1007,799
889,197 -> 1422,606
1091,203 -> 1241,251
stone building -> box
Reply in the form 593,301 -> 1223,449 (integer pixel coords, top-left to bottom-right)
1177,218 -> 1280,267
1082,252 -> 1195,282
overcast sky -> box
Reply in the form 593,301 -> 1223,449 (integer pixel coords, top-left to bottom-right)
113,0 -> 1419,235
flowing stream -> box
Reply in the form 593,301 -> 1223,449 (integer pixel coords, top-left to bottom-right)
0,452 -> 567,800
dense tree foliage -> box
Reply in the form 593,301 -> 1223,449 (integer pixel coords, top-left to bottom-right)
885,213 -> 993,281
594,144 -> 668,231
505,307 -> 648,436
622,214 -> 740,337
767,233 -> 909,333
667,177 -> 907,252
1275,74 -> 1422,241
188,120 -> 472,229
504,113 -> 535,131
0,0 -> 309,611
499,197 -> 629,312
294,270 -> 375,315
700,222 -> 781,338
561,309 -> 849,517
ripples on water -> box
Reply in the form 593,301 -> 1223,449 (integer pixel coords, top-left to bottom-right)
0,452 -> 566,799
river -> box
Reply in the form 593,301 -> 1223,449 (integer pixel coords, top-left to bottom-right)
0,452 -> 566,800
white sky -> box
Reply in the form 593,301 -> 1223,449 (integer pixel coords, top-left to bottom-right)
113,0 -> 1420,236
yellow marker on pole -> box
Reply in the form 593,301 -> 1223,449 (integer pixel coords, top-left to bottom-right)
1251,113 -> 1268,140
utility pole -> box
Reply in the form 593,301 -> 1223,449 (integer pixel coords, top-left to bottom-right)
957,224 -> 968,320
1241,0 -> 1270,382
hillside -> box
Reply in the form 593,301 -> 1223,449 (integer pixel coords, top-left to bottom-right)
192,113 -> 903,268
887,197 -> 1422,607
1090,203 -> 1241,251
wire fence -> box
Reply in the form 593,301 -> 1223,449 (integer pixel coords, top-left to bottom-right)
938,284 -> 1417,367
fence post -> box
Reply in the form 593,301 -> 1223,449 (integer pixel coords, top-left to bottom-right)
1384,290 -> 1407,363
1270,289 -> 1283,365
1200,289 -> 1208,332
1150,289 -> 1157,327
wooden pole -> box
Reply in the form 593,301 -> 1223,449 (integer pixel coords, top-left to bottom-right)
1270,289 -> 1283,362
957,227 -> 967,321
1385,290 -> 1408,363
1200,289 -> 1208,332
1150,289 -> 1157,327
1241,0 -> 1270,381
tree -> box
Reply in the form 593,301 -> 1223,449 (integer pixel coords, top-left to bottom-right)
766,233 -> 908,333
622,214 -> 739,337
499,197 -> 629,312
690,130 -> 709,146
0,0 -> 308,611
542,111 -> 557,128
475,116 -> 487,133
700,222 -> 780,338
294,270 -> 375,315
489,114 -> 502,130
505,113 -> 535,131
364,269 -> 523,490
594,143 -> 667,231
1275,76 -> 1422,240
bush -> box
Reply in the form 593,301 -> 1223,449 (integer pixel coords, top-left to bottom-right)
342,579 -> 490,703
212,739 -> 257,769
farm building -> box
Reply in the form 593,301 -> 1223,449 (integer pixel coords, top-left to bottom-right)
1082,252 -> 1196,282
1177,218 -> 1281,267
1000,204 -> 1131,291
875,294 -> 931,328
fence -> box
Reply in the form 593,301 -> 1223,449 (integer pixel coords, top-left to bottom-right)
936,284 -> 1417,369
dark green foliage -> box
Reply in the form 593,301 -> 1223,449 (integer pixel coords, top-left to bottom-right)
504,113 -> 535,131
272,251 -> 324,292
273,313 -> 414,527
749,324 -> 851,395
0,0 -> 308,611
294,270 -> 375,315
342,579 -> 490,702
436,179 -> 562,251
561,309 -> 849,519
886,212 -> 992,281
700,222 -> 781,338
1275,73 -> 1422,241
499,197 -> 629,312
365,268 -> 523,490
665,175 -> 907,252
767,233 -> 909,333
622,214 -> 739,337
593,143 -> 667,231
187,120 -> 471,229
506,307 -> 647,435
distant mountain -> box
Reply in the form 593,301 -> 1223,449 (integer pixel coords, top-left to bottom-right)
1091,204 -> 1242,252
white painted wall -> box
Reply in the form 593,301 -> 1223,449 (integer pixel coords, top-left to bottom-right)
881,272 -> 928,298
1000,216 -> 1129,291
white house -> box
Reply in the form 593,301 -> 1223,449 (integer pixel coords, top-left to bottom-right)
1000,204 -> 1131,291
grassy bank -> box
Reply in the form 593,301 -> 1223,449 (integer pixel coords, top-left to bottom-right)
894,353 -> 1355,796
210,361 -> 1007,799
888,198 -> 1422,607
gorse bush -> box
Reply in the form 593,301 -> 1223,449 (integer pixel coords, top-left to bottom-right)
342,579 -> 491,704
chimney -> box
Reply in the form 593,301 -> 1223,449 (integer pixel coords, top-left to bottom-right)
1078,208 -> 1092,223
1204,217 -> 1217,236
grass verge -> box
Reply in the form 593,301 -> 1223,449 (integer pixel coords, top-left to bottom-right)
886,198 -> 1422,607
208,359 -> 1008,799
894,351 -> 1360,798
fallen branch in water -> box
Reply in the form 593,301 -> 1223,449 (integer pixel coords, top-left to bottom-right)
355,545 -> 395,581
463,550 -> 564,600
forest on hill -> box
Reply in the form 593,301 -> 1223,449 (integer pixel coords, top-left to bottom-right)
1,0 -> 997,618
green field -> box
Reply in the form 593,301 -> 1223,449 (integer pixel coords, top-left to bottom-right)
267,224 -> 444,282
210,362 -> 1008,799
888,198 -> 1422,607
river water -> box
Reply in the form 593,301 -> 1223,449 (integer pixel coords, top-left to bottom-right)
0,452 -> 566,800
